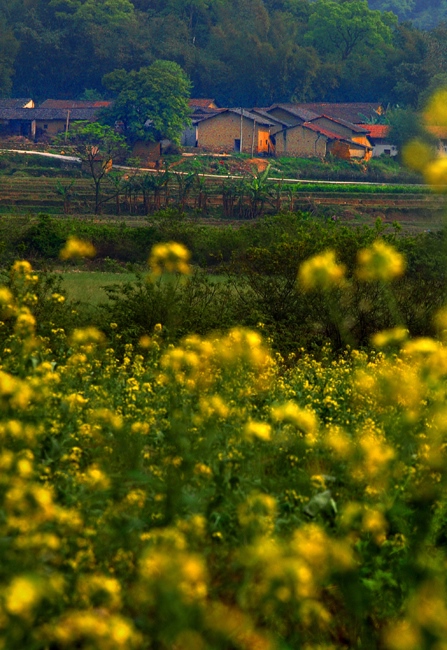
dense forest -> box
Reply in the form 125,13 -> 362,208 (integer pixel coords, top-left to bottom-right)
1,0 -> 447,108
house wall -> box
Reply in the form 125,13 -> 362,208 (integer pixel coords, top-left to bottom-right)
197,112 -> 271,154
372,143 -> 398,157
36,119 -> 67,135
181,126 -> 197,147
311,116 -> 355,139
267,107 -> 301,126
351,134 -> 373,149
274,125 -> 328,158
328,140 -> 370,161
349,144 -> 371,160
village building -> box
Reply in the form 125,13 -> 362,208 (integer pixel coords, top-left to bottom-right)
195,108 -> 276,155
0,98 -> 34,109
359,124 -> 397,157
189,99 -> 219,110
293,102 -> 384,125
264,104 -> 320,127
250,108 -> 290,134
0,105 -> 105,140
274,121 -> 372,161
39,99 -> 112,109
307,115 -> 372,149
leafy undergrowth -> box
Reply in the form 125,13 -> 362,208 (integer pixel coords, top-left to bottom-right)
0,255 -> 447,650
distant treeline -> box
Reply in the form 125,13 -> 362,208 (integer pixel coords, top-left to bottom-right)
1,0 -> 447,108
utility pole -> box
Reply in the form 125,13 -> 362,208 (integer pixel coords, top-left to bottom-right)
240,108 -> 243,153
64,110 -> 71,143
251,118 -> 256,156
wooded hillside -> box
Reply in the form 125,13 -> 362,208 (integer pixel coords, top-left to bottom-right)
1,0 -> 447,108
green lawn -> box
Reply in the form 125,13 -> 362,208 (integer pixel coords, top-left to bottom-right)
60,271 -> 138,304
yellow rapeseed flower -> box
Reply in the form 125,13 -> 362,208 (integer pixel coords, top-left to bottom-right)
402,139 -> 433,172
357,240 -> 405,282
60,237 -> 96,260
423,157 -> 447,187
298,250 -> 345,291
5,575 -> 43,618
149,241 -> 191,276
245,420 -> 272,441
271,401 -> 319,438
424,88 -> 447,126
371,327 -> 409,349
384,620 -> 422,650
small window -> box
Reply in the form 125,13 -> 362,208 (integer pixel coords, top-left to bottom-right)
44,124 -> 48,129
384,148 -> 391,156
234,139 -> 241,152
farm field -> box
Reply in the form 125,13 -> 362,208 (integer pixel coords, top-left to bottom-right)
2,246 -> 447,649
0,172 -> 446,233
59,271 -> 138,304
2,150 -> 447,648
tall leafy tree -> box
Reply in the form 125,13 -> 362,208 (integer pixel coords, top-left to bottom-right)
0,14 -> 18,96
102,60 -> 191,144
306,0 -> 397,61
62,122 -> 128,214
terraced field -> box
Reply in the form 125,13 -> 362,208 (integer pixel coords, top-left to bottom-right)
0,173 -> 446,230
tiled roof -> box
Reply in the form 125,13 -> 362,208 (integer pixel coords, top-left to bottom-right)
198,108 -> 276,127
427,126 -> 447,139
39,99 -> 112,109
290,121 -> 371,149
295,103 -> 383,124
267,104 -> 320,123
0,108 -> 101,120
189,99 -> 217,108
309,114 -> 369,133
251,108 -> 290,126
0,98 -> 33,109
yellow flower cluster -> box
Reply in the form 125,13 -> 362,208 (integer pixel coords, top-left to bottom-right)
298,250 -> 345,291
149,241 -> 191,277
357,240 -> 405,282
59,236 -> 96,260
1,240 -> 447,649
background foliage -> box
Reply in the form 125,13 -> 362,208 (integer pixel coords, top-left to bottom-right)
2,0 -> 447,109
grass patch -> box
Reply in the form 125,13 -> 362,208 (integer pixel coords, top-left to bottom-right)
60,271 -> 138,304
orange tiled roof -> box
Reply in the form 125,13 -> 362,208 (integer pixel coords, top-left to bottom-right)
360,124 -> 389,139
189,99 -> 217,108
427,126 -> 447,139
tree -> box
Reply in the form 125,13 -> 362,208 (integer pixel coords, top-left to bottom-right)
102,60 -> 191,145
63,122 -> 128,214
306,0 -> 397,61
387,107 -> 436,160
0,14 -> 18,96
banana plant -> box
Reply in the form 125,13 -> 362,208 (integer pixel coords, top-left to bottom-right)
244,164 -> 272,219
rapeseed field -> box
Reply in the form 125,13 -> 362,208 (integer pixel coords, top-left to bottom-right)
0,234 -> 447,650
4,91 -> 447,649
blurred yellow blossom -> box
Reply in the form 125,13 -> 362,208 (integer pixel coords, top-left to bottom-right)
423,157 -> 447,187
5,575 -> 44,618
149,241 -> 191,276
424,88 -> 447,126
402,139 -> 433,172
357,240 -> 405,281
372,327 -> 409,349
60,237 -> 96,260
298,250 -> 345,291
245,420 -> 272,441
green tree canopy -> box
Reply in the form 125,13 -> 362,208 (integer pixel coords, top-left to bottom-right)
102,60 -> 191,145
62,122 -> 128,214
306,0 -> 397,61
0,14 -> 18,96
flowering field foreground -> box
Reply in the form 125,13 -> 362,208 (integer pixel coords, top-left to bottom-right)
1,249 -> 447,650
